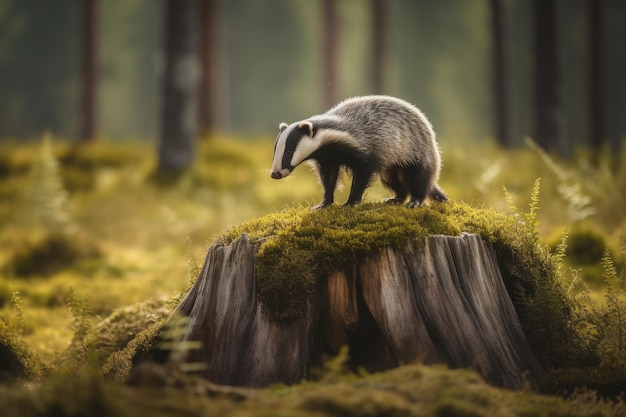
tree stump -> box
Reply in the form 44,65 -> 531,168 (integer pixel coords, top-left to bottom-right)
174,233 -> 543,390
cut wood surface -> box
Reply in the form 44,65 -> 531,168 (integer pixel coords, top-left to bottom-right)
174,233 -> 543,389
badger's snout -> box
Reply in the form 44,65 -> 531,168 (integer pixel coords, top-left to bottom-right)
271,168 -> 291,179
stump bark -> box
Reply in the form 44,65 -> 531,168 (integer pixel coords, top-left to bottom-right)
174,233 -> 543,389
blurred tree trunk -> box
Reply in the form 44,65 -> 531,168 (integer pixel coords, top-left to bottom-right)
322,0 -> 338,108
371,0 -> 386,94
489,0 -> 511,147
158,0 -> 200,174
588,0 -> 605,157
198,0 -> 222,137
80,0 -> 98,142
532,0 -> 564,153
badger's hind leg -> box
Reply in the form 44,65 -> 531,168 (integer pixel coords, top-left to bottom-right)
404,164 -> 432,208
380,167 -> 408,204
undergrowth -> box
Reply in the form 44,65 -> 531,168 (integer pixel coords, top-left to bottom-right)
0,136 -> 625,415
546,240 -> 626,396
0,293 -> 31,382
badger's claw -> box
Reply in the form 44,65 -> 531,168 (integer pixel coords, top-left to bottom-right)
311,202 -> 331,210
383,197 -> 404,205
405,200 -> 424,209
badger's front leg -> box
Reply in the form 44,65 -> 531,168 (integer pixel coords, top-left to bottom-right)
312,161 -> 340,209
345,168 -> 374,207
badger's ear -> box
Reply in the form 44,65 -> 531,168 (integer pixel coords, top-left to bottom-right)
298,121 -> 314,138
279,122 -> 288,132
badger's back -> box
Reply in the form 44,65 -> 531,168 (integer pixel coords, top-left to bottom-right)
313,96 -> 439,169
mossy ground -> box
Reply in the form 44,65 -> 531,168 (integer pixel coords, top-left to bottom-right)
0,136 -> 625,415
1,361 -> 626,417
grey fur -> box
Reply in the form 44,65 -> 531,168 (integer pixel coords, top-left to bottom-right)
271,95 -> 447,208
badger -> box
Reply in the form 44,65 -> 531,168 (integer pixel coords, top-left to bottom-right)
271,95 -> 447,209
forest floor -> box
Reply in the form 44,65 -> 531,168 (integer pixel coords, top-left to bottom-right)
1,135 -> 625,416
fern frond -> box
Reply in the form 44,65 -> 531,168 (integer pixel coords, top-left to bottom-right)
554,231 -> 568,278
502,186 -> 517,216
601,248 -> 618,289
526,137 -> 595,222
524,178 -> 541,240
31,133 -> 76,235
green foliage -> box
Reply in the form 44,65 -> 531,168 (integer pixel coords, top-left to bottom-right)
544,239 -> 626,395
30,134 -> 75,235
66,289 -> 95,347
102,320 -> 166,382
219,203 -> 460,319
2,362 -> 626,417
0,292 -> 33,382
158,313 -> 205,374
568,224 -> 609,266
2,135 -> 102,278
1,136 -> 625,413
7,232 -> 101,277
71,297 -> 172,369
527,138 -> 595,222
597,247 -> 626,363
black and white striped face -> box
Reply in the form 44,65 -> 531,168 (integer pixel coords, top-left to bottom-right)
270,121 -> 318,179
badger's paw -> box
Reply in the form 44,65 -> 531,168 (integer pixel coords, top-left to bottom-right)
311,202 -> 332,210
383,197 -> 404,205
405,200 -> 424,209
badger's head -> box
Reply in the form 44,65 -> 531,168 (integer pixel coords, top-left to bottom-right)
271,120 -> 317,179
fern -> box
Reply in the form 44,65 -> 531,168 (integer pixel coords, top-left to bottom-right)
502,185 -> 517,217
526,137 -> 594,222
31,133 -> 75,235
67,288 -> 95,346
9,291 -> 25,336
524,178 -> 542,241
554,232 -> 568,278
185,237 -> 201,285
159,313 -> 205,374
594,248 -> 626,364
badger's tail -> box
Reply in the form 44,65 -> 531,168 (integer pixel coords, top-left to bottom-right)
429,185 -> 448,202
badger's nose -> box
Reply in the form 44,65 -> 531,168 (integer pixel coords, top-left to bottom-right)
271,171 -> 282,179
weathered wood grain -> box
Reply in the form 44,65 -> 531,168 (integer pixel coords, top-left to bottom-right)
173,233 -> 543,389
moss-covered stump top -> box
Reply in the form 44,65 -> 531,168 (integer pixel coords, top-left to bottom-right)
212,202 -> 581,369
217,202 -> 530,317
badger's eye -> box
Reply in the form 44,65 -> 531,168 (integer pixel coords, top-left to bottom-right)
285,151 -> 293,158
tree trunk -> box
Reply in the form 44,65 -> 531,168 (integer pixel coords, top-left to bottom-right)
371,0 -> 386,94
532,0 -> 564,153
588,0 -> 605,158
198,0 -> 222,137
489,0 -> 511,147
80,0 -> 98,142
322,0 -> 338,108
158,0 -> 199,173
174,233 -> 543,390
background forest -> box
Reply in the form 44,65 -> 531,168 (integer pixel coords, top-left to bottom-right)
1,0 -> 625,149
1,1 -> 626,416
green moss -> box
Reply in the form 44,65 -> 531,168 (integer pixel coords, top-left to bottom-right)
219,203 -> 460,319
218,202 -> 519,320
101,319 -> 168,382
60,297 -> 173,370
0,322 -> 30,383
545,365 -> 626,399
2,362 -> 625,417
7,232 -> 101,277
567,224 -> 609,266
